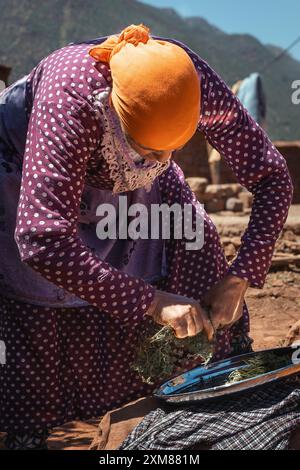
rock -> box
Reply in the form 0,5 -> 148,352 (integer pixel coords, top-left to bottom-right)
224,243 -> 236,259
272,254 -> 300,267
231,237 -> 242,248
221,237 -> 233,245
201,191 -> 215,202
255,291 -> 267,299
205,199 -> 225,213
282,240 -> 300,254
238,191 -> 253,209
186,178 -> 208,199
285,321 -> 300,346
204,184 -> 242,200
272,279 -> 284,288
225,198 -> 244,212
283,230 -> 298,242
222,237 -> 241,248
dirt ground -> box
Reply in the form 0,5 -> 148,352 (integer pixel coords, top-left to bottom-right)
211,205 -> 300,350
1,207 -> 300,451
210,204 -> 300,350
247,269 -> 300,349
46,271 -> 300,450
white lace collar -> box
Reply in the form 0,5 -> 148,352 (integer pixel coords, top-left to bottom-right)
94,88 -> 170,194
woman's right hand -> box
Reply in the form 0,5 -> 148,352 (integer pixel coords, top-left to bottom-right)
146,290 -> 214,341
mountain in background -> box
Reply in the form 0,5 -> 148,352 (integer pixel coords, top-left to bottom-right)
0,0 -> 299,140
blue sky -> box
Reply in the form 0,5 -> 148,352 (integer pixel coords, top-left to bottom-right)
140,0 -> 300,61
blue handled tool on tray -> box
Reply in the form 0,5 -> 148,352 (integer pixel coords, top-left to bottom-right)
154,347 -> 300,404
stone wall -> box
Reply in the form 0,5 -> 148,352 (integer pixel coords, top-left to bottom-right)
174,134 -> 300,204
186,178 -> 253,214
274,141 -> 300,204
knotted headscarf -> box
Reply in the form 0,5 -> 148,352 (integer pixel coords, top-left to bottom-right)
89,24 -> 201,151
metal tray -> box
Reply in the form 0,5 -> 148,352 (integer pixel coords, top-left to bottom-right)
154,347 -> 300,404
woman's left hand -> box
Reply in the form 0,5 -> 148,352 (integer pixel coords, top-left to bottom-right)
203,274 -> 250,331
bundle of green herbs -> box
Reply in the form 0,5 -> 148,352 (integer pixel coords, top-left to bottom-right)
227,351 -> 291,384
131,325 -> 214,385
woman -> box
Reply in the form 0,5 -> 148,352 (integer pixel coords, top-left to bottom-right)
0,24 -> 293,449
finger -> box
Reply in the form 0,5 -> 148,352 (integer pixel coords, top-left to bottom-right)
208,304 -> 224,330
171,319 -> 188,339
211,316 -> 221,331
198,306 -> 215,342
190,309 -> 204,336
213,316 -> 229,331
224,302 -> 244,329
186,312 -> 199,337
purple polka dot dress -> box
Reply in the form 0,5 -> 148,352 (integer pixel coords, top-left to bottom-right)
0,36 -> 293,434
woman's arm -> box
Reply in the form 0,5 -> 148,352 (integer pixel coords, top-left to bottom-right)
15,90 -> 213,339
196,58 -> 293,289
15,95 -> 155,323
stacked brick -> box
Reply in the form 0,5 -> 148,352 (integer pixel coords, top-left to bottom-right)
186,178 -> 253,214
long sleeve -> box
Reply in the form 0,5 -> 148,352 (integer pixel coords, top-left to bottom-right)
15,94 -> 155,321
197,60 -> 293,288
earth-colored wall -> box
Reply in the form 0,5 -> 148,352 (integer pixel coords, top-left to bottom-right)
274,142 -> 300,204
174,134 -> 300,203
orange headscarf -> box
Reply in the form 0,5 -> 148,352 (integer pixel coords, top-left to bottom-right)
89,24 -> 201,151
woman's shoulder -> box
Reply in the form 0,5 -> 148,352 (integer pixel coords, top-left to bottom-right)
28,42 -> 112,107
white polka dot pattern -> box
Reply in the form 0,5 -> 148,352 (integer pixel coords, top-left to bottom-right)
15,44 -> 155,323
1,37 -> 293,434
168,37 -> 293,288
1,161 -> 251,434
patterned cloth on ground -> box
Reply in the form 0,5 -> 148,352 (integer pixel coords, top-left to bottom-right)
119,378 -> 300,450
